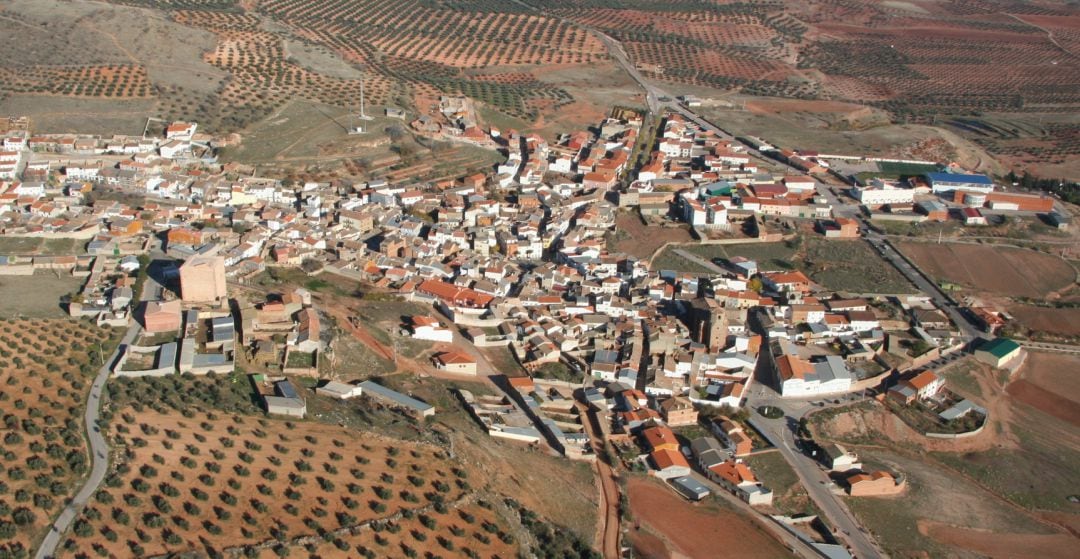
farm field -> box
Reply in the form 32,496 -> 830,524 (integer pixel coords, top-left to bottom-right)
1008,352 -> 1080,427
543,0 -> 1080,177
1,0 -> 1078,179
57,406 -> 515,558
896,241 -> 1077,298
377,375 -> 600,543
626,475 -> 789,559
1006,305 -> 1080,339
702,104 -> 1000,173
0,319 -> 123,557
0,273 -> 84,319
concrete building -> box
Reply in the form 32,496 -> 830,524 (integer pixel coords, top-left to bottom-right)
706,460 -> 773,506
671,476 -> 710,501
315,381 -> 363,399
774,344 -> 853,398
265,379 -> 306,418
853,179 -> 915,206
433,351 -> 478,374
409,315 -> 454,342
926,172 -> 995,194
142,300 -> 181,333
650,448 -> 692,479
846,470 -> 904,497
180,255 -> 227,303
974,337 -> 1022,368
360,380 -> 435,418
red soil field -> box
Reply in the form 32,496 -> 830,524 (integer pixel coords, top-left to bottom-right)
1007,305 -> 1080,337
896,242 -> 1076,298
920,520 -> 1076,559
1008,352 -> 1080,426
627,476 -> 788,559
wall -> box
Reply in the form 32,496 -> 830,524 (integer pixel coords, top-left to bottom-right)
925,420 -> 986,439
113,345 -> 175,378
0,264 -> 35,275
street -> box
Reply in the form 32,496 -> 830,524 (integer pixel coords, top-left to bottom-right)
749,409 -> 884,559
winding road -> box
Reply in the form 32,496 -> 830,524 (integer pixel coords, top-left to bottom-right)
36,239 -> 169,558
35,323 -> 140,559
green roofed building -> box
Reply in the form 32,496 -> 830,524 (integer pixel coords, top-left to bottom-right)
973,338 -> 1022,368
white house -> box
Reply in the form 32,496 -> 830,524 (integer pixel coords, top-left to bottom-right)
409,316 -> 454,343
775,349 -> 853,398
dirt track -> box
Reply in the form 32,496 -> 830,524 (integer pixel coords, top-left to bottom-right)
576,402 -> 620,558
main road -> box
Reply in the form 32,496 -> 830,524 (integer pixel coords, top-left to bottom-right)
749,405 -> 884,559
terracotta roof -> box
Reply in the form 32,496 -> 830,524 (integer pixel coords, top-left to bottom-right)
776,354 -> 814,381
642,425 -> 678,450
651,448 -> 689,470
907,370 -> 939,390
435,351 -> 475,365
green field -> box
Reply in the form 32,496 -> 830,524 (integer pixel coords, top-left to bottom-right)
932,405 -> 1080,512
745,451 -> 806,515
801,237 -> 916,294
649,249 -> 714,275
877,161 -> 941,176
219,99 -> 401,165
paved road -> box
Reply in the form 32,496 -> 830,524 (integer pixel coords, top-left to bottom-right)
35,323 -> 140,559
749,412 -> 883,559
36,241 -> 171,558
1019,340 -> 1080,354
862,234 -> 982,340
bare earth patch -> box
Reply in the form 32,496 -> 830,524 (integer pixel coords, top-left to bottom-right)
627,476 -> 788,559
896,241 -> 1076,298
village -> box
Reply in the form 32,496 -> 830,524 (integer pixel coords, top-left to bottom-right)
0,98 -> 1072,559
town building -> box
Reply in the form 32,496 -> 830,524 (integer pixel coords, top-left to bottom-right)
973,337 -> 1023,368
180,255 -> 227,303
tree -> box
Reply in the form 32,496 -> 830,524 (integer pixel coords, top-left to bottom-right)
12,507 -> 36,526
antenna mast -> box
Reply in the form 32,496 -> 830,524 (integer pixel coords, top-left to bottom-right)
359,78 -> 373,121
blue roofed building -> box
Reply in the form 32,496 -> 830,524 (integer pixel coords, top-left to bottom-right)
925,172 -> 995,194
